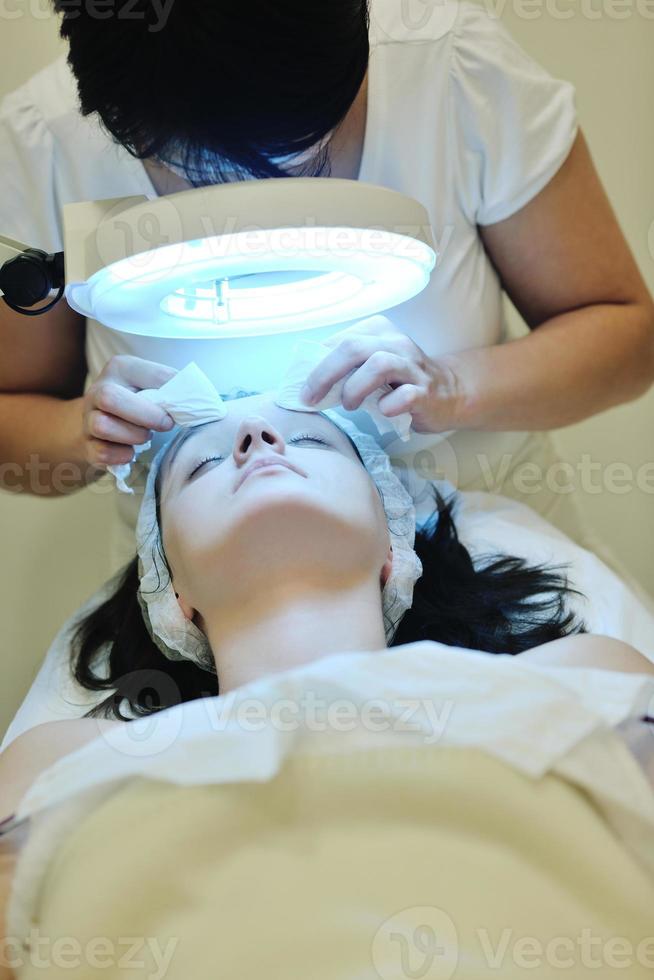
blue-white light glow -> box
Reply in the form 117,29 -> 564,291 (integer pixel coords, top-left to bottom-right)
66,227 -> 436,339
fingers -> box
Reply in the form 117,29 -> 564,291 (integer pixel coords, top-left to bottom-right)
376,384 -> 419,417
322,314 -> 394,347
302,336 -> 381,405
85,409 -> 153,447
340,351 -> 417,411
104,355 -> 178,392
84,404 -> 153,469
92,381 -> 174,432
86,439 -> 137,468
82,355 -> 178,471
303,323 -> 421,405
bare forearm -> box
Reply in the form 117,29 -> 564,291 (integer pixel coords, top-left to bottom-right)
0,393 -> 103,496
453,301 -> 654,431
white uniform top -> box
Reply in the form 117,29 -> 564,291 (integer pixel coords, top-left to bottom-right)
0,0 -> 579,550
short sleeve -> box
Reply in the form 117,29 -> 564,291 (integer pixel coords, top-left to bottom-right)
448,3 -> 579,226
0,86 -> 62,253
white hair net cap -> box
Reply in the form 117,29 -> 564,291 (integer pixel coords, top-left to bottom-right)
135,410 -> 424,673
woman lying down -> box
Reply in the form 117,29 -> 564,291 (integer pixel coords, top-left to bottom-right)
1,396 -> 654,980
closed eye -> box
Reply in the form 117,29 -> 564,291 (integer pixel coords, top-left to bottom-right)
187,433 -> 331,480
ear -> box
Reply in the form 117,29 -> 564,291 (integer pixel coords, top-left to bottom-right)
380,543 -> 393,589
174,589 -> 195,622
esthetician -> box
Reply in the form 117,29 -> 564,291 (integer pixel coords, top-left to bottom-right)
0,0 -> 653,563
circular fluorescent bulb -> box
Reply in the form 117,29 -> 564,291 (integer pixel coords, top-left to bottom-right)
65,179 -> 437,339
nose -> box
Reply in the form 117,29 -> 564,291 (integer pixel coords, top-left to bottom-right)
233,416 -> 286,463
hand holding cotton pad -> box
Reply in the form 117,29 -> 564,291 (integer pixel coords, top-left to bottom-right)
108,362 -> 227,493
274,339 -> 413,441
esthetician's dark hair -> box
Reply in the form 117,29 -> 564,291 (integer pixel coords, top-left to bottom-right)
70,451 -> 585,721
50,0 -> 370,184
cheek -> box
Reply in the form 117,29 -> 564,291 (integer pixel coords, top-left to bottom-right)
358,471 -> 386,522
360,476 -> 392,550
343,469 -> 389,540
160,518 -> 187,590
325,461 -> 385,520
161,496 -> 223,586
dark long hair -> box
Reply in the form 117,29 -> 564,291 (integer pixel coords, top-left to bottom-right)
70,483 -> 585,720
51,0 -> 370,184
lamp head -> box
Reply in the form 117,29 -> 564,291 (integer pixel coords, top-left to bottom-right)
63,179 -> 437,340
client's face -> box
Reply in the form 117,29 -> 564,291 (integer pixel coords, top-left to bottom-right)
158,395 -> 392,630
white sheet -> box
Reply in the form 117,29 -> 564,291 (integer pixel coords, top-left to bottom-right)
7,640 -> 654,948
2,490 -> 653,752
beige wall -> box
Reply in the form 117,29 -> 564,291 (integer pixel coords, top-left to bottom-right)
500,1 -> 654,594
0,8 -> 115,739
1,2 -> 653,738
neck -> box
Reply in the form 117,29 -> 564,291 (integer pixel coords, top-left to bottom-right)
142,157 -> 192,196
204,574 -> 386,693
325,68 -> 369,180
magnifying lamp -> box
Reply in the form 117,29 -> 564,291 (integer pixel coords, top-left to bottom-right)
1,179 -> 437,339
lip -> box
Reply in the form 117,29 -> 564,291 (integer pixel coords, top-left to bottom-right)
235,456 -> 305,492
